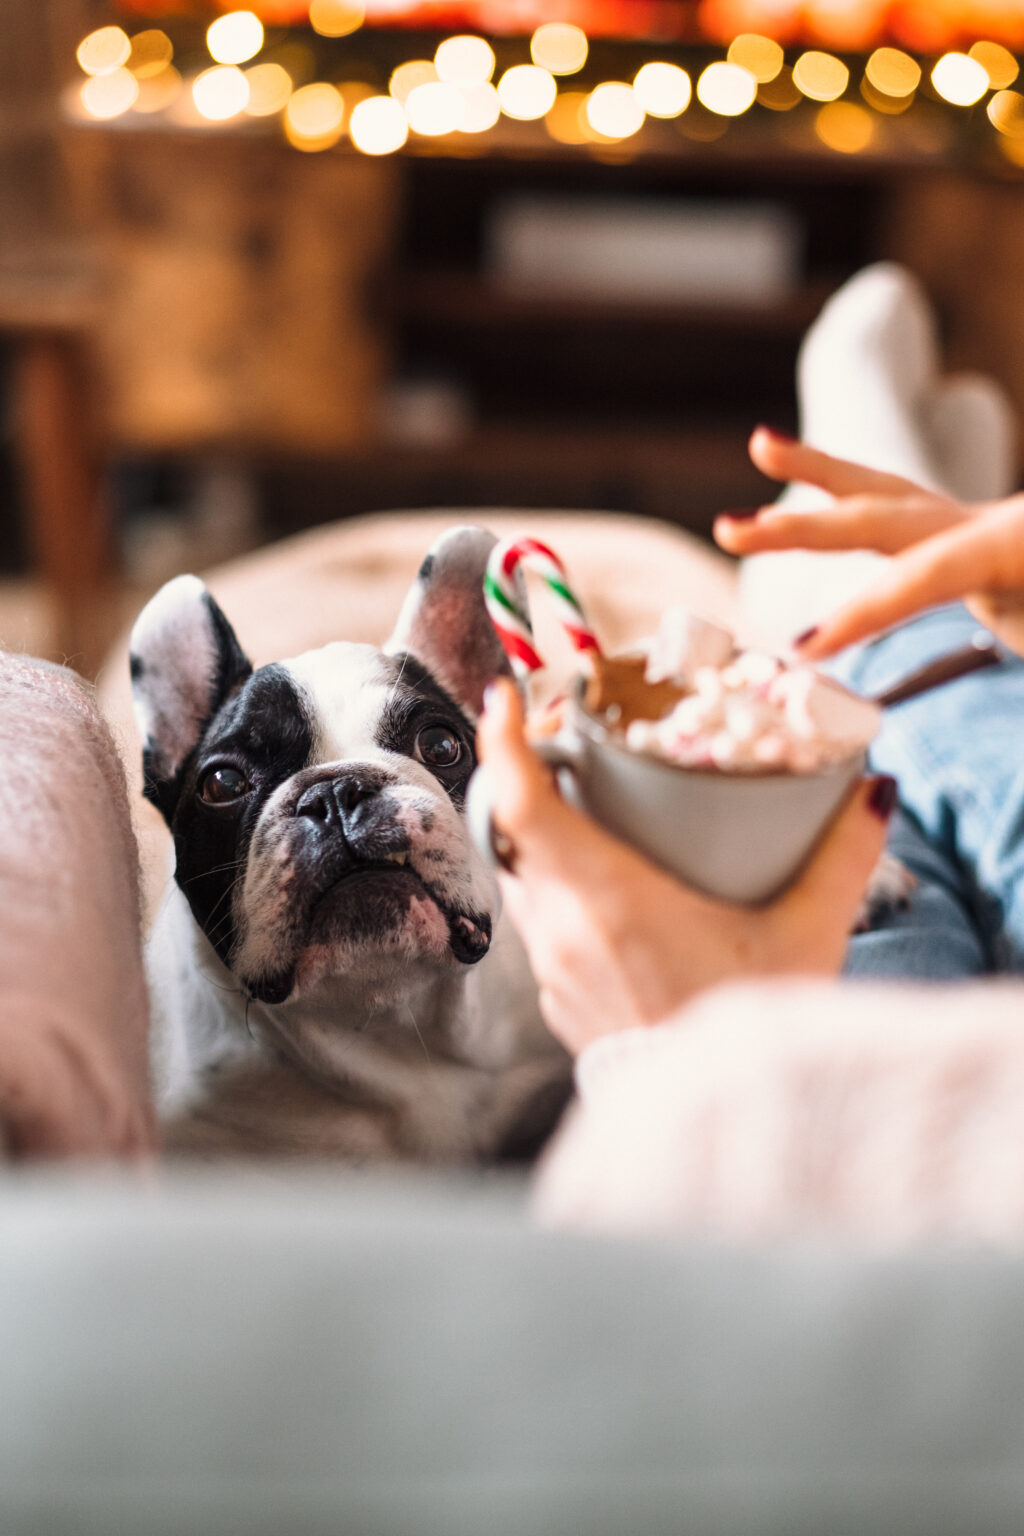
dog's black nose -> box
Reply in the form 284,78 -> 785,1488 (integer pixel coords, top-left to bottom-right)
296,776 -> 379,827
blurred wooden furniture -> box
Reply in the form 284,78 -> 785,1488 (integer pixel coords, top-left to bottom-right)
2,0 -> 115,673
2,279 -> 113,673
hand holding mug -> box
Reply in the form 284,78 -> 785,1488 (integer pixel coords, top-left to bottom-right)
473,679 -> 892,1057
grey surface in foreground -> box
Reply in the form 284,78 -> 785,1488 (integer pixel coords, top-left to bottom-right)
2,1168 -> 1024,1535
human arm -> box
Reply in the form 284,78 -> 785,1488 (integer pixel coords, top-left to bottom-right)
714,427 -> 1024,659
476,678 -> 892,1057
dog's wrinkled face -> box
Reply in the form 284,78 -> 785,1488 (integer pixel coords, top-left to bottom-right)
130,526 -> 525,1007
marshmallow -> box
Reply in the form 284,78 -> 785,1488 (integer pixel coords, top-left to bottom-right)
628,616 -> 880,774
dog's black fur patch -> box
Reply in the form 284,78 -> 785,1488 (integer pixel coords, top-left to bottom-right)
171,664 -> 315,966
141,591 -> 253,824
375,652 -> 477,809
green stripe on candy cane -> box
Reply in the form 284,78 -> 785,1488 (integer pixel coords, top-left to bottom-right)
484,535 -> 602,681
483,570 -> 528,624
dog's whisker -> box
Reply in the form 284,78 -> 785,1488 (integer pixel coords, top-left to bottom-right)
382,647 -> 412,724
181,858 -> 247,885
404,1001 -> 432,1064
198,889 -> 245,950
196,964 -> 247,997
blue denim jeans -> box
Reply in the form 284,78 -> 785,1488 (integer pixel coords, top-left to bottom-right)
829,605 -> 1024,980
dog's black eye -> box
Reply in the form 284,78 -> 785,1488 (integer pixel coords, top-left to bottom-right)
414,724 -> 462,769
199,765 -> 250,805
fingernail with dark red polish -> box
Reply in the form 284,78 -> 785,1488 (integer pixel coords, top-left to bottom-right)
720,507 -> 761,521
793,625 -> 819,649
868,775 -> 898,821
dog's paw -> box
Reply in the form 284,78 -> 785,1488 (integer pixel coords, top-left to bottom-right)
852,852 -> 916,934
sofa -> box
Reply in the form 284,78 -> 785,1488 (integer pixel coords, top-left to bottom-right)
5,507 -> 1024,1535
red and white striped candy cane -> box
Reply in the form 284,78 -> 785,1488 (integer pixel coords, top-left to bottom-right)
484,536 -> 601,681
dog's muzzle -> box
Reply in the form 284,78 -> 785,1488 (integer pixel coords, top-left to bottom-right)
244,768 -> 494,1005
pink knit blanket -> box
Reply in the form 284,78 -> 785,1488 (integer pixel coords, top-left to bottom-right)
0,655 -> 155,1157
535,979 -> 1024,1242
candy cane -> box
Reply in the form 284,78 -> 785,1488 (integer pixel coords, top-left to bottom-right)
484,536 -> 601,680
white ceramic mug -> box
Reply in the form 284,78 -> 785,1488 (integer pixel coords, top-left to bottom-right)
467,682 -> 867,905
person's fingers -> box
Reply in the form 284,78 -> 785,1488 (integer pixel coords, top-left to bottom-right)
526,695 -> 566,739
475,677 -> 561,840
793,508 -> 1020,658
747,426 -> 934,500
966,593 -> 1024,660
775,776 -> 894,957
477,678 -> 629,883
715,494 -> 966,557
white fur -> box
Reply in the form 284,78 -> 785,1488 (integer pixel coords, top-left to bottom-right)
130,575 -> 222,778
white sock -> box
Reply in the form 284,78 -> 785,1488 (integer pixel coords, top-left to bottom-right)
925,372 -> 1018,503
743,264 -> 944,646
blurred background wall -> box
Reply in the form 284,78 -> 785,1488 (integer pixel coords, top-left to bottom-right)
3,1 -> 1023,670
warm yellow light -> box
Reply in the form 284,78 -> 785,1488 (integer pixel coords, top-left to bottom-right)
530,23 -> 588,76
727,34 -> 783,84
309,0 -> 365,39
793,51 -> 849,103
349,94 -> 408,154
193,64 -> 250,120
497,64 -> 557,121
585,81 -> 645,139
758,66 -> 801,111
931,53 -> 989,106
696,62 -> 757,116
860,76 -> 914,114
544,90 -> 590,144
389,60 -> 438,105
988,88 -> 1024,137
970,41 -> 1019,91
128,30 -> 173,80
405,80 -> 465,135
435,35 -> 495,87
207,11 -> 263,67
633,62 -> 691,118
244,61 -> 293,116
815,100 -> 875,153
284,81 -> 345,147
865,47 -> 921,97
80,67 -> 138,117
77,27 -> 131,78
133,64 -> 182,114
458,81 -> 501,133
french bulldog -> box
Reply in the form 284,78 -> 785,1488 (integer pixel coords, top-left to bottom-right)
131,526 -> 571,1159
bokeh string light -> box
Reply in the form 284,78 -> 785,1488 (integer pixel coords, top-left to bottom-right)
206,11 -> 264,66
69,10 -> 1024,167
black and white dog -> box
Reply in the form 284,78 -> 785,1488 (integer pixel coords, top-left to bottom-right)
131,527 -> 570,1159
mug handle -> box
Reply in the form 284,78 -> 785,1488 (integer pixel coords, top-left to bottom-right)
465,731 -> 586,871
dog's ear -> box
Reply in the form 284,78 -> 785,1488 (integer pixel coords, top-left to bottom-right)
129,574 -> 253,823
385,526 -> 525,717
